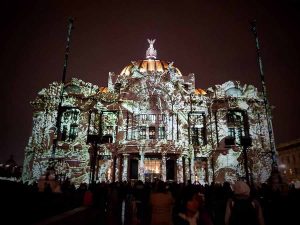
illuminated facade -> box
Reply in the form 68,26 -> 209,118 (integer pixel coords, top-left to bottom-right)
22,40 -> 273,185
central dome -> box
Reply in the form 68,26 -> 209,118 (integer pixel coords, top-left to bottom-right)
120,59 -> 182,76
120,39 -> 182,76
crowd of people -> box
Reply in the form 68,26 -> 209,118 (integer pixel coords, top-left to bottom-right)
80,179 -> 299,225
1,178 -> 299,225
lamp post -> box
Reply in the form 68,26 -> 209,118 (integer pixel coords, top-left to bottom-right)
87,110 -> 115,185
49,17 -> 74,171
87,110 -> 102,186
250,20 -> 278,170
250,21 -> 286,189
87,135 -> 101,186
241,136 -> 252,186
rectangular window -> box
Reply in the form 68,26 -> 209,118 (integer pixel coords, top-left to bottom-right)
191,127 -> 200,146
189,112 -> 206,145
88,111 -> 100,134
158,114 -> 166,122
140,114 -> 147,121
101,111 -> 118,144
149,127 -> 156,139
227,111 -> 248,146
228,127 -> 235,138
126,127 -> 132,140
131,128 -> 138,140
158,127 -> 165,139
148,114 -> 156,122
69,124 -> 78,141
71,111 -> 79,121
61,108 -> 80,142
139,126 -> 147,139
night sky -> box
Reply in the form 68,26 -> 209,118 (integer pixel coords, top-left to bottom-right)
1,0 -> 299,164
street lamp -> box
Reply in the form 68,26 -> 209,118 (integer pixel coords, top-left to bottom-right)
240,136 -> 252,186
87,134 -> 101,186
250,20 -> 278,171
51,18 -> 74,161
224,135 -> 252,185
87,110 -> 102,185
87,110 -> 114,185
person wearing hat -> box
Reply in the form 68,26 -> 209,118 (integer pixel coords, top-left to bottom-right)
224,181 -> 265,225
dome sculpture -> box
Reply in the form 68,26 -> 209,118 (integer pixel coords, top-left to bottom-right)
120,39 -> 182,76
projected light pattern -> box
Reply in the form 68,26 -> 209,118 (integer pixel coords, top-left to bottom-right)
22,41 -> 273,186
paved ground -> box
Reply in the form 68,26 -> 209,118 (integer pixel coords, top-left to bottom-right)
31,205 -> 129,225
32,206 -> 106,225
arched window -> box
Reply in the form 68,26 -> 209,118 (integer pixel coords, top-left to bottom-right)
226,110 -> 249,145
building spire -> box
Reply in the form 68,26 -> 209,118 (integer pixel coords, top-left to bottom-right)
146,39 -> 157,59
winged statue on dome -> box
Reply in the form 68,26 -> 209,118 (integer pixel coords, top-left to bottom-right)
146,39 -> 157,59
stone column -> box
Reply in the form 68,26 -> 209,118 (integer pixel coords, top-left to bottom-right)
190,150 -> 195,184
184,156 -> 190,184
200,166 -> 206,185
176,156 -> 183,183
162,154 -> 167,181
138,151 -> 145,182
108,159 -> 114,182
114,156 -> 120,182
122,154 -> 129,181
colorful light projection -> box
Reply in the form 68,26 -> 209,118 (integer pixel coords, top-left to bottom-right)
22,41 -> 273,186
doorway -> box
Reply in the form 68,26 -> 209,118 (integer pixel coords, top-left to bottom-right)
166,159 -> 175,181
130,159 -> 138,179
144,159 -> 161,182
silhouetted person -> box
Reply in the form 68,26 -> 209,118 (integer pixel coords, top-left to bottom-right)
44,182 -> 52,194
174,190 -> 213,225
225,181 -> 264,225
150,181 -> 174,225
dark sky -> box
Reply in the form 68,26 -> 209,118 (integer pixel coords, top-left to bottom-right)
1,0 -> 299,164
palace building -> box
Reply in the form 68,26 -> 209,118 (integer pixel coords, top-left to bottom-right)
22,40 -> 273,186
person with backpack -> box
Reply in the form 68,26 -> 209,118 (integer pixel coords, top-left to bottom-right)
224,181 -> 265,225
